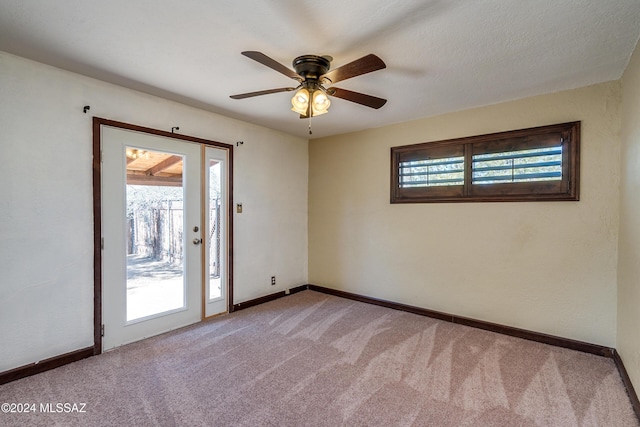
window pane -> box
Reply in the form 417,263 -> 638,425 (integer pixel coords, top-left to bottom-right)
399,156 -> 464,187
125,149 -> 185,322
208,160 -> 222,300
472,146 -> 562,185
391,121 -> 578,203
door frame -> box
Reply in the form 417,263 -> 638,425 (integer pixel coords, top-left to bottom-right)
92,117 -> 234,354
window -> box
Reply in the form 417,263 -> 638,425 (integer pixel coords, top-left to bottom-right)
391,121 -> 580,203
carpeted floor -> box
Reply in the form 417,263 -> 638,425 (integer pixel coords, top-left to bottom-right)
1,290 -> 638,426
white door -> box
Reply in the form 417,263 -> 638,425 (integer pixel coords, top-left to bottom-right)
101,126 -> 203,351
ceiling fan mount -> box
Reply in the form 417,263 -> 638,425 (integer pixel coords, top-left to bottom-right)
292,55 -> 332,81
230,51 -> 387,118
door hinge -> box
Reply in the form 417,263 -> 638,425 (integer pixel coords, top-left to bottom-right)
101,325 -> 105,337
101,237 -> 104,250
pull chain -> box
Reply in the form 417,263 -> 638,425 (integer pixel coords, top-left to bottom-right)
308,116 -> 312,135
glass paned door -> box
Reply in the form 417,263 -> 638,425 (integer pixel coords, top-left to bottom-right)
102,127 -> 202,351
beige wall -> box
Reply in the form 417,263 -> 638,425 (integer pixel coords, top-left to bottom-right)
618,39 -> 640,391
309,82 -> 621,347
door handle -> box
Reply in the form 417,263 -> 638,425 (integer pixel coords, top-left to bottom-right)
193,238 -> 202,245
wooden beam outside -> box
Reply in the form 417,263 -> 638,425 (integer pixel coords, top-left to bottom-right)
147,155 -> 182,176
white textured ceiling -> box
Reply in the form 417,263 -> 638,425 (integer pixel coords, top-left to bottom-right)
1,0 -> 639,139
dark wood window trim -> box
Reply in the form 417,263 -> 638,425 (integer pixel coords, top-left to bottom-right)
391,121 -> 580,203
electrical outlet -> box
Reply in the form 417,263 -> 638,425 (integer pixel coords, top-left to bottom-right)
271,276 -> 276,286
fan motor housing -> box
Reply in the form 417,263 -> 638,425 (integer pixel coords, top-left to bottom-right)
292,55 -> 331,80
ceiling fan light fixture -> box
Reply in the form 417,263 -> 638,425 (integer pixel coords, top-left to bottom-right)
311,90 -> 331,115
291,88 -> 310,115
291,87 -> 331,117
233,51 -> 386,120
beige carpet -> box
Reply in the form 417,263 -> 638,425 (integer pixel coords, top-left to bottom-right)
1,290 -> 638,426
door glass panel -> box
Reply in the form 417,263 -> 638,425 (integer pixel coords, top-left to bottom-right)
125,148 -> 186,322
208,160 -> 223,300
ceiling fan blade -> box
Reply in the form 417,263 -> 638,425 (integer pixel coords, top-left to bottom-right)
322,54 -> 386,84
230,87 -> 296,99
241,51 -> 300,80
327,87 -> 387,109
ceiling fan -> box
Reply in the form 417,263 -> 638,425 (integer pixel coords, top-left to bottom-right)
230,51 -> 387,119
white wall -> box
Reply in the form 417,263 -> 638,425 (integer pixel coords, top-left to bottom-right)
618,39 -> 640,393
309,82 -> 621,347
0,51 -> 308,372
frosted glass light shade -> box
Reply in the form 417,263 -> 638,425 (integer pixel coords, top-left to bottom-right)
291,88 -> 310,115
311,91 -> 331,115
